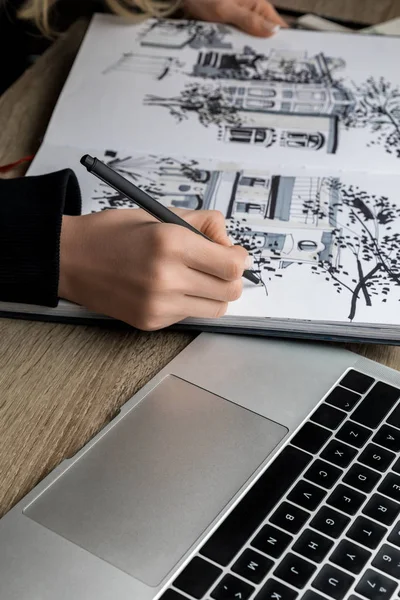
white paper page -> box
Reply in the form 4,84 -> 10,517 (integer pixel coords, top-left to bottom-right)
40,14 -> 400,174
29,143 -> 400,326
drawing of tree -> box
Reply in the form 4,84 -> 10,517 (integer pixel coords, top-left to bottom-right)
228,181 -> 400,321
341,77 -> 400,158
144,83 -> 243,128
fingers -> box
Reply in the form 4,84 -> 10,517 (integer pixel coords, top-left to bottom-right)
172,207 -> 232,247
261,1 -> 289,28
183,267 -> 244,302
184,233 -> 250,281
177,296 -> 229,320
225,0 -> 288,37
227,3 -> 277,36
168,209 -> 249,281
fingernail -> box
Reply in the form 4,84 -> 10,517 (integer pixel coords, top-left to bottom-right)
264,20 -> 280,34
245,255 -> 253,269
228,234 -> 235,246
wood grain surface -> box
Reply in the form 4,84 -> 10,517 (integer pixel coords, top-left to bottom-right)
1,9 -> 400,520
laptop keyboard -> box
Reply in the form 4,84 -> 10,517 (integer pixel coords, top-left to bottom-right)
161,369 -> 400,600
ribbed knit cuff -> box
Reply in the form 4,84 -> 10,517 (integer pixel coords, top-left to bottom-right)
0,169 -> 81,307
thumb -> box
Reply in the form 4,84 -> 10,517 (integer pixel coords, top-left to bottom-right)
228,4 -> 279,37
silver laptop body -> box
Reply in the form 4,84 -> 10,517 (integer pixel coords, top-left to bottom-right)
1,333 -> 400,600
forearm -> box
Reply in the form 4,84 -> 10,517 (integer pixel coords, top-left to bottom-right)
0,170 -> 81,307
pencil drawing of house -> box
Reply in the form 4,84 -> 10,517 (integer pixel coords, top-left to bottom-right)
95,152 -> 340,269
191,50 -> 354,154
227,174 -> 340,267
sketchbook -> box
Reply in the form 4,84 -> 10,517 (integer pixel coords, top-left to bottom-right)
2,14 -> 400,343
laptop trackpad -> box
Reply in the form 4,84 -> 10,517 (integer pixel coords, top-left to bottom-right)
24,375 -> 287,586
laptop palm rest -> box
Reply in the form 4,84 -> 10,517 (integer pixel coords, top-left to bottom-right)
24,375 -> 287,586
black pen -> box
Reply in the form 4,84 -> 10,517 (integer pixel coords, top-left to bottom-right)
81,155 -> 261,285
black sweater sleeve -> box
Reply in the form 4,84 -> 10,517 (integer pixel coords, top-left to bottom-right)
0,169 -> 82,307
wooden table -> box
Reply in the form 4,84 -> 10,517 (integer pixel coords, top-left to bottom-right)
1,15 -> 400,521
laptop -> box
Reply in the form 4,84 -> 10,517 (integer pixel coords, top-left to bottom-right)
1,333 -> 400,600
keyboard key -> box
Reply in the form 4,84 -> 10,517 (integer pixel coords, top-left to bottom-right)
310,506 -> 350,539
292,529 -> 333,563
373,425 -> 400,453
270,502 -> 310,535
288,480 -> 326,511
355,568 -> 397,599
343,463 -> 381,493
372,544 -> 400,580
378,473 -> 400,503
304,460 -> 342,489
302,592 -> 325,600
252,524 -> 292,559
327,484 -> 366,516
160,591 -> 186,600
211,574 -> 254,600
358,443 -> 395,473
392,457 -> 400,474
351,382 -> 400,429
346,515 -> 386,550
325,386 -> 361,412
321,439 -> 357,469
363,493 -> 400,526
310,404 -> 346,430
200,446 -> 311,566
340,370 -> 374,394
387,404 -> 400,429
291,422 -> 331,454
173,557 -> 222,599
336,421 -> 372,448
312,564 -> 354,599
255,579 -> 298,600
388,521 -> 400,548
330,539 -> 371,574
273,553 -> 316,589
232,549 -> 273,584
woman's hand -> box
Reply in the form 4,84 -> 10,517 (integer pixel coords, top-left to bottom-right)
59,208 -> 249,331
183,0 -> 288,37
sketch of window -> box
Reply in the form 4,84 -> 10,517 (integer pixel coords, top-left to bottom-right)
239,176 -> 269,188
227,127 -> 276,146
298,240 -> 318,251
236,202 -> 265,215
296,90 -> 327,101
169,195 -> 203,210
247,88 -> 276,97
280,131 -> 325,150
245,98 -> 275,110
293,102 -> 325,112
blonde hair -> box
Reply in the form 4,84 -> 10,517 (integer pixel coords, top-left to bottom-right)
18,0 -> 181,36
